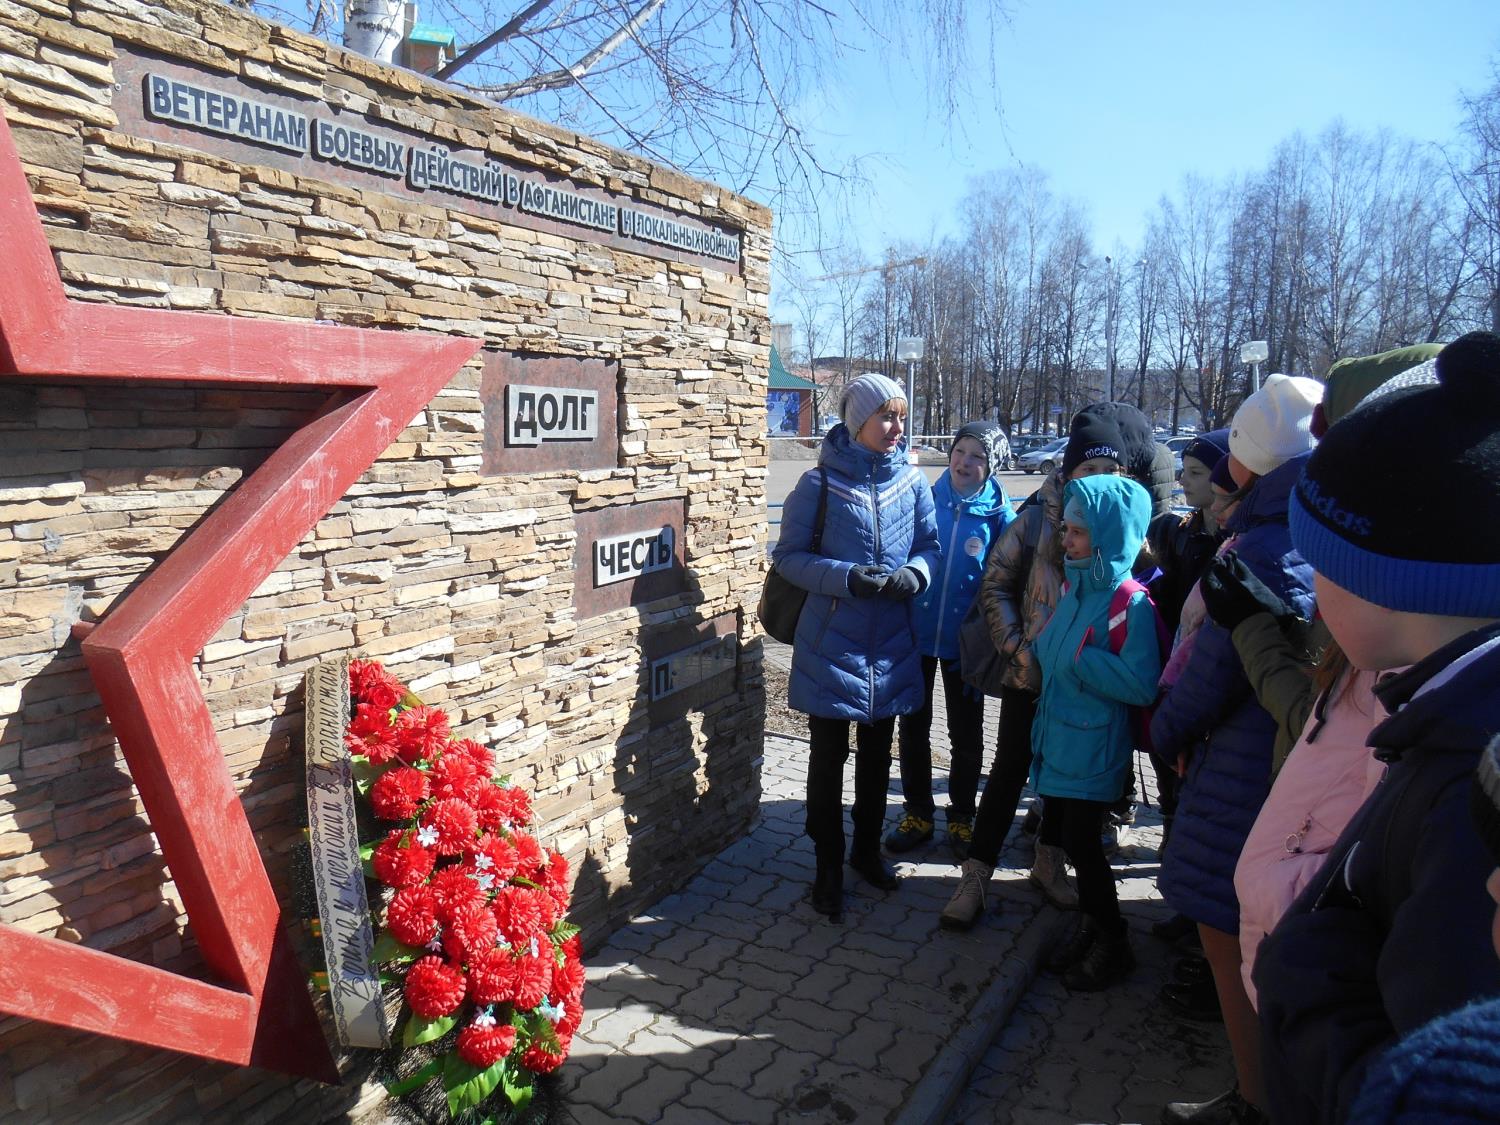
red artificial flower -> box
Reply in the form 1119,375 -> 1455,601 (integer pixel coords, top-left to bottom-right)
520,1036 -> 567,1074
542,852 -> 571,910
467,946 -> 521,1006
562,934 -> 582,961
428,866 -> 485,919
550,953 -> 586,1012
385,886 -> 439,949
468,834 -> 520,883
495,785 -> 533,828
469,783 -> 508,833
432,753 -> 481,803
345,702 -> 399,764
350,659 -> 406,711
420,797 -> 478,855
370,765 -> 431,821
442,899 -> 500,965
457,1018 -> 517,1068
511,831 -> 545,878
493,885 -> 547,947
404,956 -> 466,1018
394,705 -> 451,765
448,737 -> 494,775
372,830 -> 436,889
512,949 -> 553,1009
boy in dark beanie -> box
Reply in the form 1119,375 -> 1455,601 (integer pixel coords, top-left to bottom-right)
1062,401 -> 1176,516
1344,735 -> 1500,1122
1254,331 -> 1500,1125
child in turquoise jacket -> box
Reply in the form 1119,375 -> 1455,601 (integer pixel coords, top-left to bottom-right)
1033,472 -> 1162,991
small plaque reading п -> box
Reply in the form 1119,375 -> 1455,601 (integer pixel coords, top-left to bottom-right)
643,612 -> 740,724
573,498 -> 686,618
481,352 -> 618,474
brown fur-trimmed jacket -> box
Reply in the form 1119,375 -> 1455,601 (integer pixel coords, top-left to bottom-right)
976,470 -> 1064,695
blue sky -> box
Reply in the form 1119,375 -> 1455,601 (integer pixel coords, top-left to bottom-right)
772,0 -> 1500,293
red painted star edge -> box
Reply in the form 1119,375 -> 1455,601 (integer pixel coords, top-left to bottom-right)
0,104 -> 481,1081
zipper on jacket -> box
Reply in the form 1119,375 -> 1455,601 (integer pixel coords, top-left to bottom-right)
869,469 -> 881,722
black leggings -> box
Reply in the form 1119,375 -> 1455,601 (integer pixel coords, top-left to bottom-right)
806,715 -> 896,868
967,686 -> 1038,867
1042,795 -> 1119,923
896,656 -> 986,820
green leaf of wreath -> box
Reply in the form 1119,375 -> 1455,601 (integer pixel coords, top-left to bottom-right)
351,757 -> 390,797
442,1053 -> 505,1115
371,930 -> 425,965
403,1012 -> 458,1048
500,1061 -> 535,1112
549,921 -> 580,945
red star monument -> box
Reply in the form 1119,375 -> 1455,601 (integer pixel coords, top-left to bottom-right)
0,104 -> 480,1080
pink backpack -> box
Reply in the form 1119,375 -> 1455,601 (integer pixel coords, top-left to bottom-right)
1105,578 -> 1170,754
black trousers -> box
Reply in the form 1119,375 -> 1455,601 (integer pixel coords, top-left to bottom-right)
896,656 -> 986,820
806,715 -> 896,869
967,686 -> 1039,867
1045,794 -> 1120,923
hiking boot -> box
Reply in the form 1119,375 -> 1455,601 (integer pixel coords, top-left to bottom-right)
1064,918 -> 1134,991
1171,953 -> 1212,985
1043,914 -> 1098,974
1028,842 -> 1079,908
883,813 -> 934,853
945,812 -> 974,860
848,850 -> 899,890
939,858 -> 993,931
1161,1086 -> 1267,1125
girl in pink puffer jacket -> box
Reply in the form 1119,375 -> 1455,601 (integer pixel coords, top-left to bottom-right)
1232,645 -> 1402,1008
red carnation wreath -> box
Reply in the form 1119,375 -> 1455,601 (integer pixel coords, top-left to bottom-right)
346,659 -> 584,1117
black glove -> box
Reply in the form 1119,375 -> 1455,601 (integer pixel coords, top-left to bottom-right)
1200,551 -> 1297,631
847,565 -> 889,598
878,566 -> 923,601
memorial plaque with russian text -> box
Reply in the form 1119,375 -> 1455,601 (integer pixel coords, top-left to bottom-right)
572,498 -> 686,618
643,612 -> 740,724
480,352 -> 618,474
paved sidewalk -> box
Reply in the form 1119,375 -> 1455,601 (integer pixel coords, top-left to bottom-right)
559,644 -> 1231,1124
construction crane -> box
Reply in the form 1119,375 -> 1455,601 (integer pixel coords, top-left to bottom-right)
811,255 -> 927,282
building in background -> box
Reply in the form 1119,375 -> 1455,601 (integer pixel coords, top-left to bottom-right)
768,346 -> 817,435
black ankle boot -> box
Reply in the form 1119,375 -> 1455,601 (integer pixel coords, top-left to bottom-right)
1043,914 -> 1098,975
1064,917 -> 1134,991
1160,1086 -> 1266,1124
809,867 -> 843,921
848,850 -> 898,890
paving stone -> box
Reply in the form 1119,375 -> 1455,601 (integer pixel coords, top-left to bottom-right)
678,1077 -> 782,1125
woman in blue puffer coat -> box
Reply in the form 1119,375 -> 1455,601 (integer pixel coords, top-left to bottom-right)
885,421 -> 1015,859
772,373 -> 941,923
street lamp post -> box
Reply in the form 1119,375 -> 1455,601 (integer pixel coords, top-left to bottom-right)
896,334 -> 924,417
1104,256 -> 1117,400
1241,339 -> 1269,395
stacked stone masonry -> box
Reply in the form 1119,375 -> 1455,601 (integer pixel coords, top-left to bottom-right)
0,0 -> 771,1117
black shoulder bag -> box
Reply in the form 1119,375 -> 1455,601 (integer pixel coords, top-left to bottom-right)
759,468 -> 828,645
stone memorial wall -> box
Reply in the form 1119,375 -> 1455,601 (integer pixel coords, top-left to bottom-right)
0,0 -> 770,1116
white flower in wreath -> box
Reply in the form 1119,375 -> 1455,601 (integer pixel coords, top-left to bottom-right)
416,824 -> 439,848
473,1006 -> 499,1029
473,853 -> 494,871
539,999 -> 564,1023
471,871 -> 496,893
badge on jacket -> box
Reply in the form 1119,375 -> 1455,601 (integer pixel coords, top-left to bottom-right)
965,536 -> 985,558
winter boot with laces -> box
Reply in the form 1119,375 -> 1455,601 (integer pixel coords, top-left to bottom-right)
1043,913 -> 1098,974
1028,842 -> 1079,909
1064,917 -> 1135,991
945,810 -> 974,860
939,858 -> 993,930
883,812 -> 934,853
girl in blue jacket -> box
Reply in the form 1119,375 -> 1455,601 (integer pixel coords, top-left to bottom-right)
772,373 -> 941,922
886,421 -> 1015,858
1032,473 -> 1161,991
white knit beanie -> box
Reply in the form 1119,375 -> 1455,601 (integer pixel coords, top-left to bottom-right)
840,373 -> 906,434
1228,373 -> 1324,476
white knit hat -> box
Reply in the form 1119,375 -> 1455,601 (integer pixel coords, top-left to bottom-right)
1228,373 -> 1324,476
840,373 -> 906,433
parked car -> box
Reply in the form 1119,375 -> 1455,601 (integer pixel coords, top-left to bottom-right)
1163,434 -> 1196,474
1017,437 -> 1068,475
